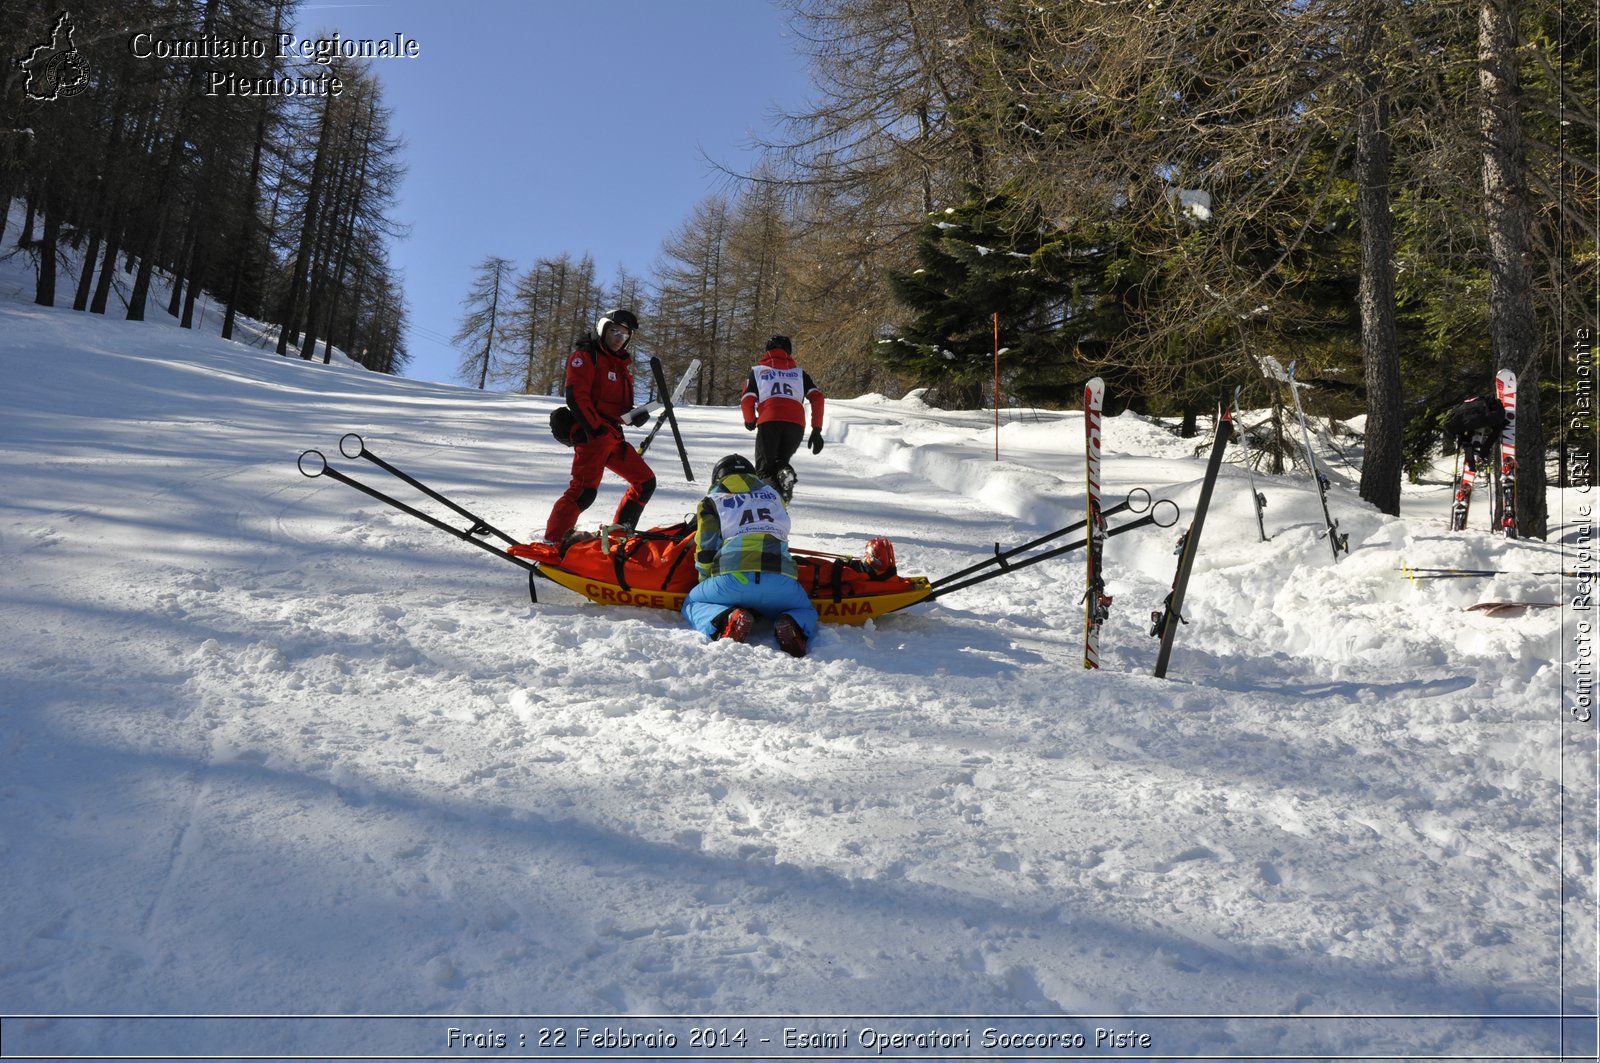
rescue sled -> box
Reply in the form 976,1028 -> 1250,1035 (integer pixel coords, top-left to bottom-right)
298,434 -> 1175,627
509,527 -> 932,625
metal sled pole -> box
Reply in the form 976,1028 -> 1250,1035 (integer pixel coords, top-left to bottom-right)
930,488 -> 1153,590
298,447 -> 538,576
927,498 -> 1179,601
339,433 -> 520,547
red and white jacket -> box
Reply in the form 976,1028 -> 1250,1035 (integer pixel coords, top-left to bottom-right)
740,347 -> 824,428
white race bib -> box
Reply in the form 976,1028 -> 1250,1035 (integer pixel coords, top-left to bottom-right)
753,366 -> 804,404
715,485 -> 789,540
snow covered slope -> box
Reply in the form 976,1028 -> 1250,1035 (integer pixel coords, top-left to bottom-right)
0,288 -> 1593,1060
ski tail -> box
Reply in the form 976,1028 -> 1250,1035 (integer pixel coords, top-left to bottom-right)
1495,369 -> 1517,538
1449,448 -> 1473,531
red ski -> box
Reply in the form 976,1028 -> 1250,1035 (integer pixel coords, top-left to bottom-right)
1083,377 -> 1110,668
1494,369 -> 1517,538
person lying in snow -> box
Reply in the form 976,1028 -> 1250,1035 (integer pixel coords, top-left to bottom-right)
681,454 -> 819,657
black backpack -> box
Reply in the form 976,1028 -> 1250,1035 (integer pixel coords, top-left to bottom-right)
1442,395 -> 1506,441
1442,395 -> 1506,462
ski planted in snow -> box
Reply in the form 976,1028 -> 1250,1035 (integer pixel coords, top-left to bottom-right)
1272,359 -> 1348,560
1448,449 -> 1482,531
638,357 -> 701,458
649,355 -> 695,482
1495,369 -> 1518,538
1083,378 -> 1112,668
1150,401 -> 1232,679
1235,385 -> 1268,542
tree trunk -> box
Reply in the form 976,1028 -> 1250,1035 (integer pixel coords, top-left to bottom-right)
477,270 -> 501,390
34,187 -> 59,307
1478,0 -> 1546,537
1355,15 -> 1403,517
279,100 -> 335,355
72,229 -> 101,311
89,214 -> 122,315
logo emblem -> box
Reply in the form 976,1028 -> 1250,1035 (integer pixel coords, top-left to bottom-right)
18,11 -> 89,101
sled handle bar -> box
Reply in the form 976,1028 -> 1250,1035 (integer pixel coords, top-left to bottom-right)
931,487 -> 1153,589
926,497 -> 1178,601
336,433 -> 518,547
297,447 -> 538,574
298,449 -> 328,478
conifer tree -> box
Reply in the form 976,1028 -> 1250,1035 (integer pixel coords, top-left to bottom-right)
882,185 -> 1089,408
452,256 -> 515,390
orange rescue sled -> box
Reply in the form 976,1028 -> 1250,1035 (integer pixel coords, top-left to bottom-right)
509,524 -> 931,625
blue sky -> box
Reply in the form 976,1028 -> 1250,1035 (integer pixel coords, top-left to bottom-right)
296,1 -> 814,384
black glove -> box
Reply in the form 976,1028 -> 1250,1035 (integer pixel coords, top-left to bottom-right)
808,428 -> 824,455
744,420 -> 757,431
629,409 -> 650,428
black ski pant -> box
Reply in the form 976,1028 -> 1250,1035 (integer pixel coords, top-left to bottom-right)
753,422 -> 804,480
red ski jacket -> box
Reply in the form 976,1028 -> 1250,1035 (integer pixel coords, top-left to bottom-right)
740,347 -> 824,428
564,337 -> 635,437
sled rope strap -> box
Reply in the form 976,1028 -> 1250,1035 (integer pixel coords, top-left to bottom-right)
611,544 -> 631,592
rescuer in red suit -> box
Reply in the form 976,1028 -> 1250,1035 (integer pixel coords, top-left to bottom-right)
541,310 -> 655,545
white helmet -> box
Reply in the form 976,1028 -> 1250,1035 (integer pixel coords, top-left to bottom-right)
596,308 -> 638,352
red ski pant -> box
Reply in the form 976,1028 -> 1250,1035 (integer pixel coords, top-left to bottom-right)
544,431 -> 655,541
